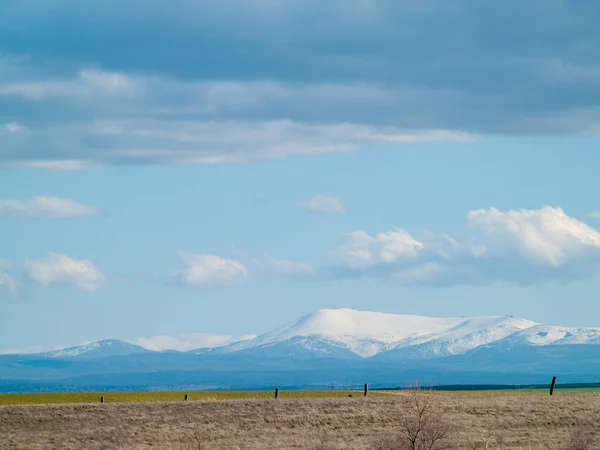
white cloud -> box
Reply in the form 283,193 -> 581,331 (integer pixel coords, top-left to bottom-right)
0,69 -> 136,101
304,195 -> 346,214
0,65 -> 477,169
2,2 -> 600,174
174,252 -> 248,287
0,272 -> 18,297
4,121 -> 27,133
259,254 -> 315,277
330,207 -> 600,286
131,333 -> 256,352
337,229 -> 424,269
0,196 -> 98,218
23,253 -> 106,290
1,118 -> 475,169
78,69 -> 136,95
11,160 -> 98,171
467,207 -> 600,266
588,211 -> 600,219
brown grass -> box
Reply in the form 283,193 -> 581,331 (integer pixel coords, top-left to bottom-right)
1,393 -> 599,449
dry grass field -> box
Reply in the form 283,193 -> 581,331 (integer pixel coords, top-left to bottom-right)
1,391 -> 599,449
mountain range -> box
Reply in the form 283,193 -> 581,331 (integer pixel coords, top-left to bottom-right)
2,309 -> 600,393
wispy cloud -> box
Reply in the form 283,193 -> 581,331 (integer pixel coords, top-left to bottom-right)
12,160 -> 98,171
4,121 -> 27,133
174,252 -> 248,287
0,68 -> 136,101
304,195 -> 346,214
23,253 -> 106,290
0,114 -> 474,169
588,211 -> 600,219
0,196 -> 98,218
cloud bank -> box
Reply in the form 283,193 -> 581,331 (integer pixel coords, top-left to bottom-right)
168,207 -> 600,288
330,207 -> 600,286
1,1 -> 598,168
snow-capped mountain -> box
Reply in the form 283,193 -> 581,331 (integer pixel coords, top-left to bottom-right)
213,309 -> 538,358
18,309 -> 600,361
40,339 -> 150,358
4,309 -> 600,392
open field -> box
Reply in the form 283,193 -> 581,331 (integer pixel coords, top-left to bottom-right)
2,392 -> 600,449
0,390 -> 381,405
1,386 -> 598,405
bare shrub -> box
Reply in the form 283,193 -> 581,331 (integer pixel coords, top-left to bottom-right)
564,427 -> 597,450
398,384 -> 454,450
189,426 -> 209,450
371,383 -> 454,450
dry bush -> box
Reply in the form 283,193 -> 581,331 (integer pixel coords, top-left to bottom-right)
188,424 -> 212,450
399,384 -> 454,450
370,384 -> 454,450
189,431 -> 207,450
564,427 -> 598,450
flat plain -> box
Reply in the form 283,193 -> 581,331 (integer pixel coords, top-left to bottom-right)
1,391 -> 599,449
0,390 -> 377,405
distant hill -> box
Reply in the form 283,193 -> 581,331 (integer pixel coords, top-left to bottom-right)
38,339 -> 151,359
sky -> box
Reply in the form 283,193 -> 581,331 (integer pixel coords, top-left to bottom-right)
1,0 -> 600,353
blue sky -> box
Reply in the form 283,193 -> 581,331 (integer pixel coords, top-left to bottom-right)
1,1 -> 600,352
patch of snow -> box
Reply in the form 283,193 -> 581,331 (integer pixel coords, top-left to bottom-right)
508,325 -> 600,346
46,342 -> 101,357
41,339 -> 145,358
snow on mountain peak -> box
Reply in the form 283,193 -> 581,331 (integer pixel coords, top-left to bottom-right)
29,309 -> 600,361
284,308 -> 464,343
227,308 -> 539,358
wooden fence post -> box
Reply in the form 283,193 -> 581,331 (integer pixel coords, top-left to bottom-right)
184,394 -> 189,401
550,376 -> 557,396
100,396 -> 104,403
364,383 -> 368,396
275,388 -> 279,399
